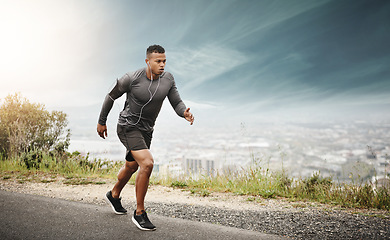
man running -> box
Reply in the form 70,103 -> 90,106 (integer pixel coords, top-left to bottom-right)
97,45 -> 194,231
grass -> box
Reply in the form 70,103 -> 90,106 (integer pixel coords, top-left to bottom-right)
150,168 -> 389,211
1,151 -> 389,211
0,150 -> 122,185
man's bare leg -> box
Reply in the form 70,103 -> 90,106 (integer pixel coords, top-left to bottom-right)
131,149 -> 154,215
111,160 -> 139,199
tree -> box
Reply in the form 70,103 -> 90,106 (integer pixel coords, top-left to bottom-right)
0,93 -> 70,158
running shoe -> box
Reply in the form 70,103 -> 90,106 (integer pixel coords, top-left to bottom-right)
132,210 -> 156,231
105,191 -> 127,214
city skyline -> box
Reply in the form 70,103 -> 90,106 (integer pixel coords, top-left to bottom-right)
68,119 -> 390,182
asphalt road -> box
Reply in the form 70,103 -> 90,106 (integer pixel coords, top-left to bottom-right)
0,190 -> 285,240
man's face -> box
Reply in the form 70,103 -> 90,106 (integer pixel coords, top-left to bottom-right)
147,52 -> 166,76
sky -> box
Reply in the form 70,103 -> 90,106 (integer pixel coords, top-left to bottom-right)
1,0 -> 390,136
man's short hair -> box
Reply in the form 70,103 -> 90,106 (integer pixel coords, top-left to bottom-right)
146,45 -> 165,57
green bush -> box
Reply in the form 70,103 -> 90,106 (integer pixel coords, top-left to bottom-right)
171,180 -> 188,188
0,93 -> 70,157
22,150 -> 44,170
302,172 -> 332,195
375,186 -> 390,210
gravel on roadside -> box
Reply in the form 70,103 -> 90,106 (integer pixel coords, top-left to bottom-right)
144,202 -> 389,240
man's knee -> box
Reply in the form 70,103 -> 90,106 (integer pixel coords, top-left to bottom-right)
131,150 -> 154,172
142,159 -> 154,173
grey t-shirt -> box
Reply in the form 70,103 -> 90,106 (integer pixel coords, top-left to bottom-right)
98,68 -> 187,132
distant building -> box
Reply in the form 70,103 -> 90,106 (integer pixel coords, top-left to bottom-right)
183,157 -> 219,177
153,156 -> 185,177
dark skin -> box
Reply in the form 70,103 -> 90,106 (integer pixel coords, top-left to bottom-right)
97,52 -> 194,215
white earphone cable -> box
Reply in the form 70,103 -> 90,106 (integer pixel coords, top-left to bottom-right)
126,65 -> 160,126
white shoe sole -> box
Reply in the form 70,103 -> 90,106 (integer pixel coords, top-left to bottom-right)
104,194 -> 127,215
132,216 -> 156,231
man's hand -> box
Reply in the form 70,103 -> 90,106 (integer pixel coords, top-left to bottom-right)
97,123 -> 108,139
184,108 -> 194,125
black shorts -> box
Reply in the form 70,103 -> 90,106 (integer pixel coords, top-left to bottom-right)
116,124 -> 153,162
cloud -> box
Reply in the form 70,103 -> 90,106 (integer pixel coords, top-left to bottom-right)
183,100 -> 218,110
167,44 -> 249,90
219,0 -> 331,44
